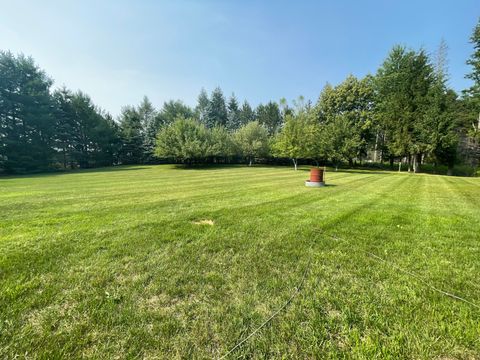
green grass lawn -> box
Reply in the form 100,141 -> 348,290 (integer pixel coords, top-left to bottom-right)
1,165 -> 479,359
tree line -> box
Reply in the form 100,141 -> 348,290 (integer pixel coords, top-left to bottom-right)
1,20 -> 480,175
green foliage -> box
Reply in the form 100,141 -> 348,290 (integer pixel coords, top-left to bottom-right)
4,22 -> 480,175
238,100 -> 256,126
205,87 -> 228,128
226,93 -> 241,131
0,51 -> 55,172
273,111 -> 317,169
323,115 -> 363,167
208,126 -> 236,158
119,106 -> 145,165
138,96 -> 158,162
195,88 -> 209,124
465,19 -> 480,99
313,75 -> 375,164
234,121 -> 269,165
256,101 -> 282,135
463,19 -> 480,167
155,117 -> 210,162
156,100 -> 193,129
375,46 -> 437,171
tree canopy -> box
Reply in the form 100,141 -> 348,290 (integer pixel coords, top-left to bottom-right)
2,19 -> 480,175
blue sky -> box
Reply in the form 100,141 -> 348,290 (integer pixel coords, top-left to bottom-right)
1,0 -> 478,116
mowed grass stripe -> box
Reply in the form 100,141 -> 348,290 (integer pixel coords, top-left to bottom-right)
0,166 -> 479,359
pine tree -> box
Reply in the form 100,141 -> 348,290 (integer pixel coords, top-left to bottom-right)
238,100 -> 255,126
256,101 -> 282,135
137,96 -> 157,162
0,51 -> 55,173
205,87 -> 227,128
464,19 -> 480,169
119,106 -> 144,165
226,93 -> 241,131
423,40 -> 458,174
195,88 -> 209,125
376,46 -> 434,172
53,87 -> 76,168
156,100 -> 193,128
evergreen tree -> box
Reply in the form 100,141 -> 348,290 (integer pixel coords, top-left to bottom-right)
53,88 -> 120,169
156,100 -> 193,129
238,100 -> 255,126
226,93 -> 241,131
195,88 -> 210,125
119,106 -> 144,164
375,46 -> 435,172
69,92 -> 118,168
0,51 -> 55,172
422,40 -> 459,174
464,19 -> 480,169
205,87 -> 227,128
53,87 -> 76,168
256,101 -> 282,135
137,96 -> 157,162
93,111 -> 122,167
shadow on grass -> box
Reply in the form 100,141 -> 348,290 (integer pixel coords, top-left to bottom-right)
173,164 -> 242,170
296,167 -> 389,176
0,165 -> 150,180
171,164 -> 289,171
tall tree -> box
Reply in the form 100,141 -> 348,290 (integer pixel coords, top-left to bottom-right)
226,93 -> 241,130
68,91 -> 118,168
256,101 -> 282,135
195,88 -> 210,125
313,75 -> 375,166
205,87 -> 227,128
156,100 -> 193,129
118,106 -> 144,164
238,100 -> 255,126
422,40 -> 459,174
138,96 -> 157,162
53,87 -> 76,168
464,19 -> 480,170
375,46 -> 434,172
0,51 -> 55,172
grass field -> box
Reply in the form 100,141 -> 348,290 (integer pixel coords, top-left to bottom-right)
1,165 -> 479,359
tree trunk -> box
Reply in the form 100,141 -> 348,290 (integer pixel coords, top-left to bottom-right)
249,158 -> 252,167
63,147 -> 67,169
413,153 -> 421,173
292,158 -> 297,171
373,132 -> 379,163
407,155 -> 412,173
398,160 -> 402,172
390,157 -> 394,170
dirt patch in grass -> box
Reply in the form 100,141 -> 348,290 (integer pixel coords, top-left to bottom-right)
192,219 -> 214,226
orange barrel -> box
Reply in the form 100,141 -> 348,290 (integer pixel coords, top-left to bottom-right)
310,168 -> 324,182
